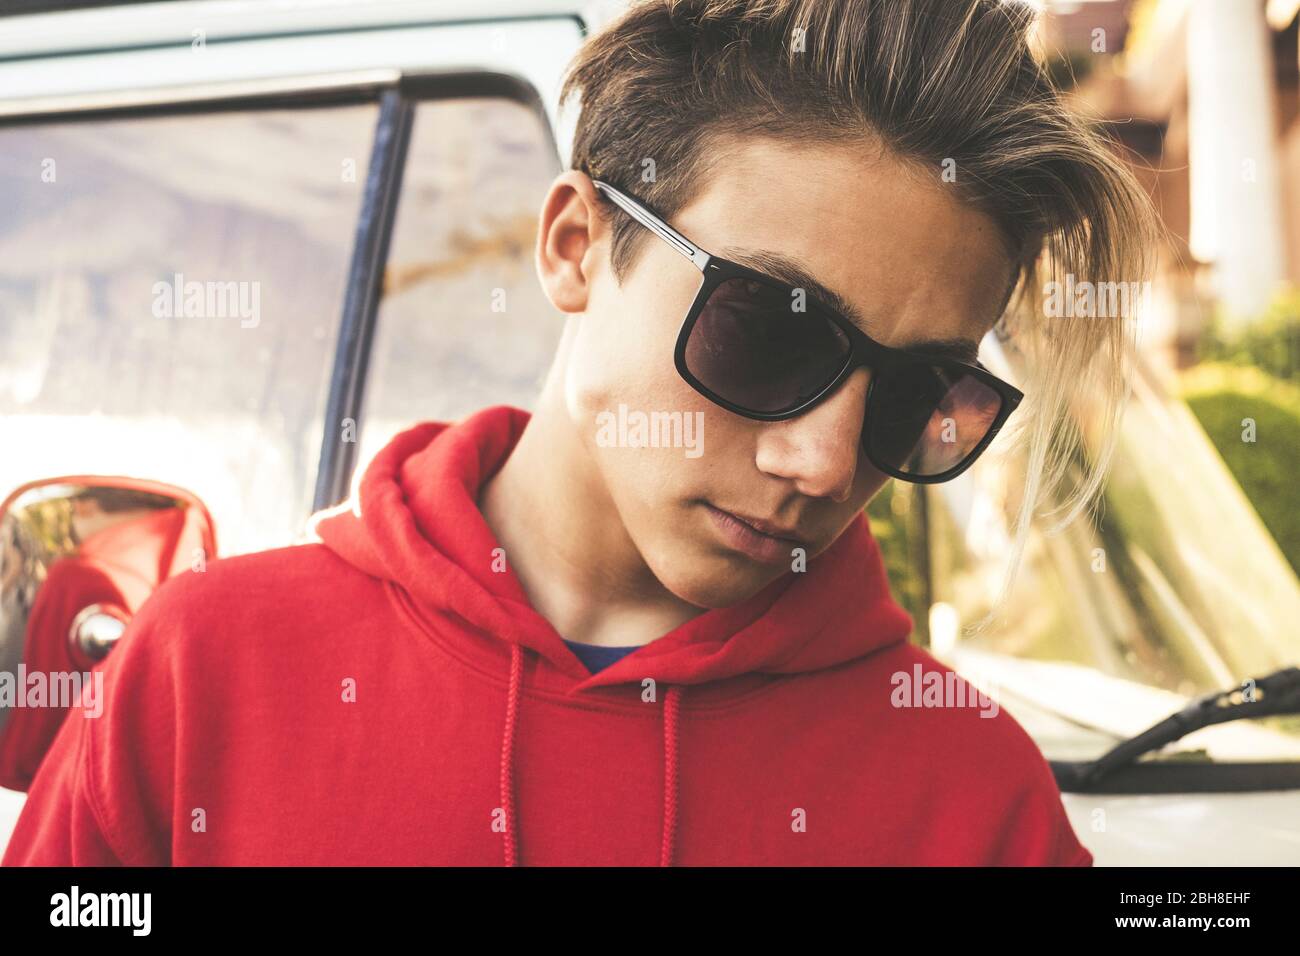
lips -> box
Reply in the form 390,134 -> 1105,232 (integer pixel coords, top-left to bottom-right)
704,503 -> 809,564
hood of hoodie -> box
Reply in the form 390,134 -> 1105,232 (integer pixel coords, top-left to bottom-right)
313,405 -> 913,690
311,406 -> 914,865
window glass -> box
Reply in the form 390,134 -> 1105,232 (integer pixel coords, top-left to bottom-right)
357,97 -> 563,468
0,105 -> 376,555
873,343 -> 1300,763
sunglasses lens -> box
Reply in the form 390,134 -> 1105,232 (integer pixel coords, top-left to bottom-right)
866,364 -> 1004,478
684,277 -> 851,414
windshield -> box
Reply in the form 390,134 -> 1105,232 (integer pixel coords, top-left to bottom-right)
868,337 -> 1300,765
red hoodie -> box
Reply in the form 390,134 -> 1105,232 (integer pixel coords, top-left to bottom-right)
3,406 -> 1092,866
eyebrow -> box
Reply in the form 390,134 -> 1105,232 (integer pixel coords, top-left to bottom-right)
718,246 -> 983,365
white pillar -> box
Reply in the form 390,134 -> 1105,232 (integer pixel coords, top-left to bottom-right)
1186,0 -> 1287,323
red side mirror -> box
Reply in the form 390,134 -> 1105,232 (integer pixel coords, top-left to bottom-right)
0,476 -> 217,791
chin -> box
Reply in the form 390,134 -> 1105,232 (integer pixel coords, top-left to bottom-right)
649,550 -> 784,610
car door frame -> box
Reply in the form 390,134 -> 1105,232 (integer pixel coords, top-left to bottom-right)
0,4 -> 588,513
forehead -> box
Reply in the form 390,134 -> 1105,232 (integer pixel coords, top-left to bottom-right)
669,135 -> 1016,352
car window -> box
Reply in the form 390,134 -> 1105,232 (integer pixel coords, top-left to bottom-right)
356,97 -> 563,468
0,105 -> 377,555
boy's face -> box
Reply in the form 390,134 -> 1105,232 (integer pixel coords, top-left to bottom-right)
546,136 -> 1014,609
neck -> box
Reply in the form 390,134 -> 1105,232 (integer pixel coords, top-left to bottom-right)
479,349 -> 702,648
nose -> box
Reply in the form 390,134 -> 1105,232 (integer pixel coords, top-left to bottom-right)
753,367 -> 870,502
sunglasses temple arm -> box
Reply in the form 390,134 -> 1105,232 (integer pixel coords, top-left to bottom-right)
592,180 -> 711,272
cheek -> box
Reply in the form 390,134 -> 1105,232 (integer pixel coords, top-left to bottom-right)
850,452 -> 891,508
560,254 -> 782,519
811,457 -> 890,555
857,453 -> 890,495
578,380 -> 759,539
565,268 -> 703,430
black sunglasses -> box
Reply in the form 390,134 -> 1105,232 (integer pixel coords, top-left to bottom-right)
592,179 -> 1024,484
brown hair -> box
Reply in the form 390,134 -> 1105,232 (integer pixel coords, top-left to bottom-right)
562,0 -> 1158,594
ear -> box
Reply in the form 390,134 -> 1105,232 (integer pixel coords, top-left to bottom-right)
535,170 -> 607,315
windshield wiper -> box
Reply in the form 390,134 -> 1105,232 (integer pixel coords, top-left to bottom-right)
1072,666 -> 1300,788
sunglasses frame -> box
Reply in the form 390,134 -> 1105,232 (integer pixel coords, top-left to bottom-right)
591,178 -> 1024,484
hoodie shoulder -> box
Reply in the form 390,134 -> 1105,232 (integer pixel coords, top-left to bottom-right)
4,541 -> 388,866
121,541 -> 389,660
830,640 -> 1092,865
142,540 -> 364,604
868,643 -> 1051,763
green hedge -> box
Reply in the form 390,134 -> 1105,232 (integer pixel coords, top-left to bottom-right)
1198,290 -> 1300,382
1181,363 -> 1300,577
